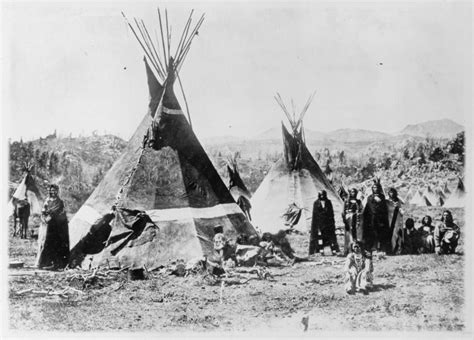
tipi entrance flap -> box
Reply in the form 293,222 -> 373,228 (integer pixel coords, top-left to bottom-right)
69,9 -> 257,269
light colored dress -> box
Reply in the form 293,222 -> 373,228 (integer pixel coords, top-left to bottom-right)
344,252 -> 373,293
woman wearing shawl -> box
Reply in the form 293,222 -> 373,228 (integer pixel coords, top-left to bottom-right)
36,184 -> 70,269
418,215 -> 435,253
342,188 -> 363,255
362,180 -> 390,254
387,188 -> 405,255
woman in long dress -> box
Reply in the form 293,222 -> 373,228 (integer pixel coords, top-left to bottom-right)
387,188 -> 405,255
418,215 -> 435,253
35,184 -> 70,269
342,188 -> 363,255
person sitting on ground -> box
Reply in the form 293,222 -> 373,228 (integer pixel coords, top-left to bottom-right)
260,231 -> 294,264
434,210 -> 460,255
400,218 -> 421,255
417,215 -> 435,253
344,241 -> 373,295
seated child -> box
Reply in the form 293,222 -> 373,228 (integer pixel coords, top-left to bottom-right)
344,241 -> 373,295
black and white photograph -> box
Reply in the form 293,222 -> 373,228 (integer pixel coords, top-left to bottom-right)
1,0 -> 472,337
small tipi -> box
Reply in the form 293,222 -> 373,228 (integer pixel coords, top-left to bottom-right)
444,177 -> 465,208
422,186 -> 438,207
8,165 -> 43,216
69,10 -> 257,269
250,93 -> 343,236
409,189 -> 431,207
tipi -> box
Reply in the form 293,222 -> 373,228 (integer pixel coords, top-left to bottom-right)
69,10 -> 257,270
409,189 -> 431,206
422,186 -> 438,207
8,166 -> 43,216
444,177 -> 465,208
250,93 -> 343,236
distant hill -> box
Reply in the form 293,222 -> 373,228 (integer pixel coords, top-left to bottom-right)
399,119 -> 463,138
325,129 -> 391,143
9,134 -> 127,212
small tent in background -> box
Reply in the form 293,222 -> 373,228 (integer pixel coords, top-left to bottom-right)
422,186 -> 438,207
251,93 -> 343,236
434,187 -> 446,207
403,186 -> 416,203
409,189 -> 431,207
444,177 -> 465,208
69,10 -> 257,270
226,152 -> 252,221
8,166 -> 43,216
443,182 -> 452,196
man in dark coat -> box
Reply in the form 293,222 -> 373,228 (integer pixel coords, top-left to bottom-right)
310,190 -> 339,254
362,182 -> 391,254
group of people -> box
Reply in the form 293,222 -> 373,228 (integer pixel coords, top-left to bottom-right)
21,180 -> 462,298
403,211 -> 461,255
308,180 -> 461,295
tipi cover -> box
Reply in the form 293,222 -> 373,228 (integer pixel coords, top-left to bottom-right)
409,190 -> 431,207
251,94 -> 343,235
444,177 -> 465,208
8,171 -> 43,216
69,12 -> 257,269
422,186 -> 438,207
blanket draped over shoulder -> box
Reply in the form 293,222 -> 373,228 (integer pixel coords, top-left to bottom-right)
36,197 -> 70,268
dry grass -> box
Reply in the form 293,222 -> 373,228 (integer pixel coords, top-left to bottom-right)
7,206 -> 466,333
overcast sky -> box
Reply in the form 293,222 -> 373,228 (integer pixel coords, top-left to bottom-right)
2,1 -> 472,141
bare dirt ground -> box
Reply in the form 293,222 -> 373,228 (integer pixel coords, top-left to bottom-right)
7,207 -> 467,334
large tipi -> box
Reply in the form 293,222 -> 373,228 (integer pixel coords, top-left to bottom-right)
250,93 -> 343,236
69,10 -> 257,269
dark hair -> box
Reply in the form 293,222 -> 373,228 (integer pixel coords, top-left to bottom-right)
422,215 -> 432,226
351,241 -> 364,252
261,232 -> 273,242
388,188 -> 398,197
441,210 -> 453,222
49,184 -> 59,191
405,218 -> 415,229
213,225 -> 224,235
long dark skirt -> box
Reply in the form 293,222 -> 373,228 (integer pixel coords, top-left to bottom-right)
343,213 -> 359,255
36,214 -> 70,269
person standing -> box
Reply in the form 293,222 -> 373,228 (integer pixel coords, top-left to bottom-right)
310,190 -> 339,255
342,188 -> 363,255
36,184 -> 70,269
362,181 -> 390,254
387,188 -> 404,254
434,210 -> 460,255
